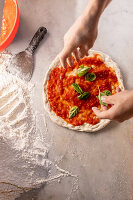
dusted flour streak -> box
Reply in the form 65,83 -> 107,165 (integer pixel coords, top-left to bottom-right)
0,53 -> 77,200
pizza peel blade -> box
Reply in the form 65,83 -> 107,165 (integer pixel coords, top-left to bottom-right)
5,27 -> 47,82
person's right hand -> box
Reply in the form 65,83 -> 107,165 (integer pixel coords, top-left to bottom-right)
92,90 -> 133,122
60,13 -> 98,68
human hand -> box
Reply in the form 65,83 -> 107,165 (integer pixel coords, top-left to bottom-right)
59,0 -> 112,68
60,13 -> 98,67
92,89 -> 133,122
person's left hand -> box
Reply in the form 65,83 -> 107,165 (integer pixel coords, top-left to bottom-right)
92,89 -> 133,122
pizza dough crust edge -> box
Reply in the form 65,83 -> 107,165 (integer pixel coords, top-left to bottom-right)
43,50 -> 124,132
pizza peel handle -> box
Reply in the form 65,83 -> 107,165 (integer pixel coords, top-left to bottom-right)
26,27 -> 47,54
5,26 -> 47,82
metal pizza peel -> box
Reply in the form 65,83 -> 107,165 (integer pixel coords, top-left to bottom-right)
5,27 -> 47,81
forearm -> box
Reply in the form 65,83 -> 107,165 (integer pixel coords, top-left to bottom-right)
60,0 -> 111,67
82,0 -> 111,25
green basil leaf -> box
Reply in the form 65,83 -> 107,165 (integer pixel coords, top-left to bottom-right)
96,87 -> 108,107
85,73 -> 96,81
72,83 -> 83,94
69,106 -> 79,119
103,90 -> 112,96
100,92 -> 105,96
102,102 -> 108,107
78,92 -> 90,100
77,66 -> 91,77
96,95 -> 108,107
79,65 -> 84,68
100,101 -> 108,107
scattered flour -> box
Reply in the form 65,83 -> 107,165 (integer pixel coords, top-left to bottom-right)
0,53 -> 78,200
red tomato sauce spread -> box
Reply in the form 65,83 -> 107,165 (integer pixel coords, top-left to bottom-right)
0,0 -> 16,44
47,54 -> 119,126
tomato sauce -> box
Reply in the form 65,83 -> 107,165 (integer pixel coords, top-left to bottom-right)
0,0 -> 16,44
47,54 -> 119,126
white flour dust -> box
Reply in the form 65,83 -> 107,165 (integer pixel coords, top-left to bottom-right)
0,53 -> 77,200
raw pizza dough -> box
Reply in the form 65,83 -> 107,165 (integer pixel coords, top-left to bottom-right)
43,50 -> 124,132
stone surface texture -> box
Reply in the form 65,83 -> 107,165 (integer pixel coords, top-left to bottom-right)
6,0 -> 133,199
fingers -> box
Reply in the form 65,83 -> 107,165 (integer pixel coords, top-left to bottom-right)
60,51 -> 68,68
60,46 -> 74,68
92,106 -> 116,120
101,105 -> 107,111
67,55 -> 73,66
78,47 -> 86,59
73,49 -> 80,62
79,46 -> 89,59
100,87 -> 122,105
101,95 -> 116,105
84,45 -> 89,56
60,45 -> 89,68
92,88 -> 122,120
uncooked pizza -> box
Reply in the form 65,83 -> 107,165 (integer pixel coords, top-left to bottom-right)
43,50 -> 124,132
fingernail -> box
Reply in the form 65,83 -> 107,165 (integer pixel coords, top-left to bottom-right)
101,97 -> 105,101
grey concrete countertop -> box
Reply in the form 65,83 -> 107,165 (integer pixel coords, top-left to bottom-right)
5,0 -> 133,199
